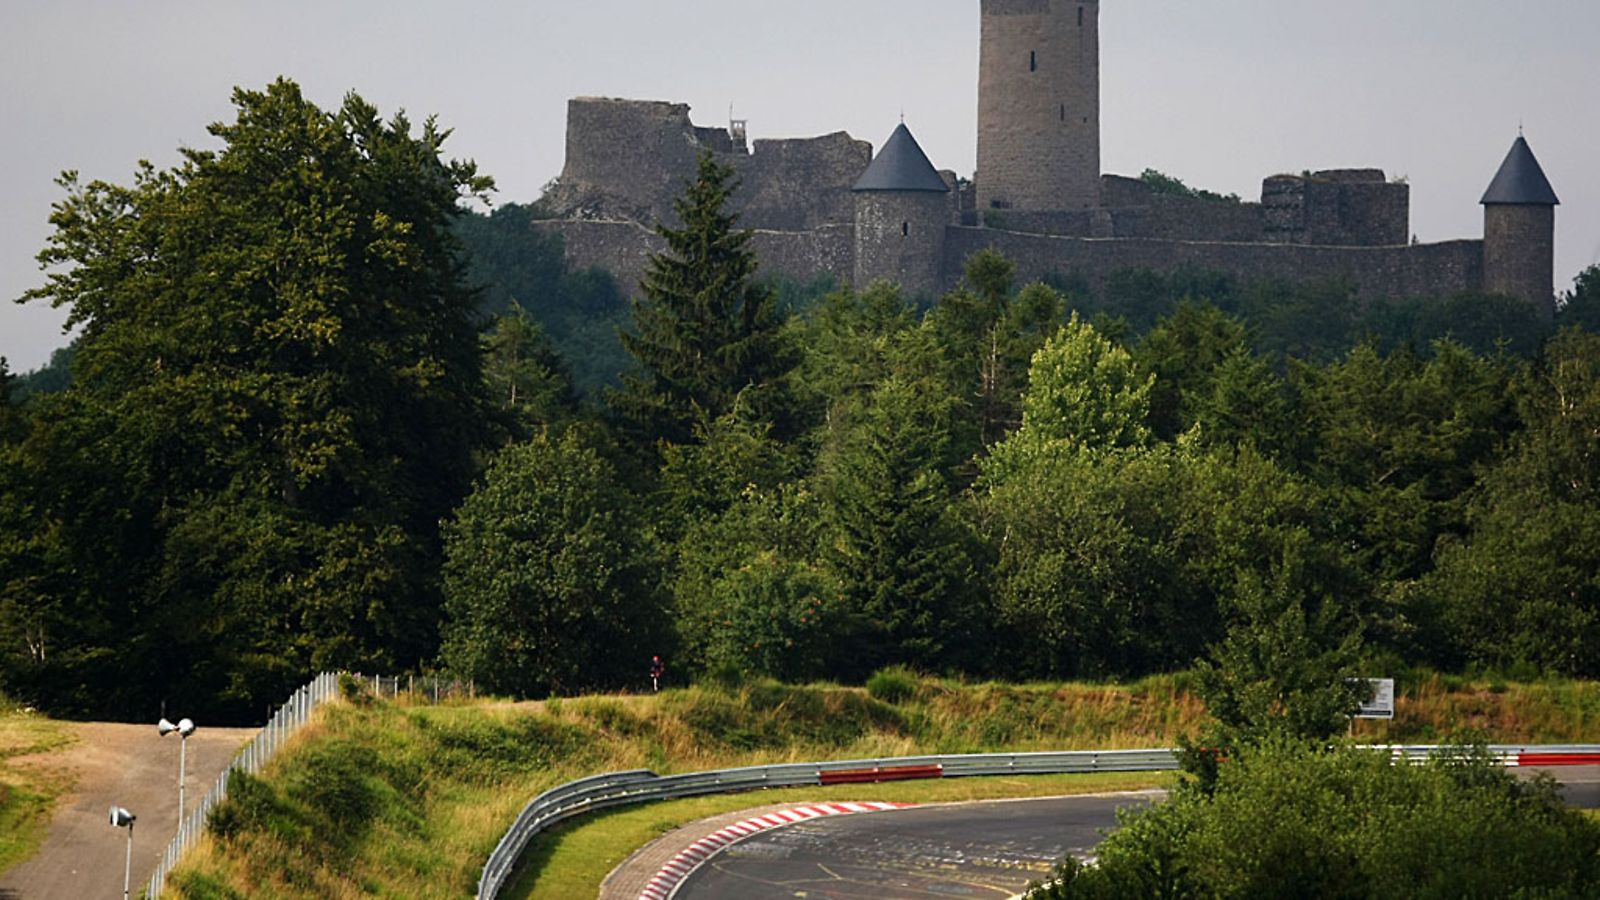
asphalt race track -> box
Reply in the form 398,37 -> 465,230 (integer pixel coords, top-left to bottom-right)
1540,764 -> 1600,810
674,769 -> 1600,900
673,792 -> 1157,899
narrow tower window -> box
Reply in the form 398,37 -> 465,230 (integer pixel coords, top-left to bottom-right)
1029,51 -> 1037,72
1079,7 -> 1085,26
1061,104 -> 1066,121
902,222 -> 910,238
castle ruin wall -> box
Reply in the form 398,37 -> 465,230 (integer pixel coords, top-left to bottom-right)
736,133 -> 871,231
537,220 -> 856,300
547,98 -> 868,233
944,228 -> 1484,299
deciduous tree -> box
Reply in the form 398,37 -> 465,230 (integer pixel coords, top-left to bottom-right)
441,430 -> 653,696
7,79 -> 494,717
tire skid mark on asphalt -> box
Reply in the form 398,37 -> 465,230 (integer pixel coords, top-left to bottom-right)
638,802 -> 913,900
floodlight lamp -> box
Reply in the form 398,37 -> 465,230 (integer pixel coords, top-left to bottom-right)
159,717 -> 198,737
109,806 -> 136,828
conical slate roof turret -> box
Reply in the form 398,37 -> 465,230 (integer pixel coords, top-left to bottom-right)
1481,136 -> 1560,206
853,123 -> 949,193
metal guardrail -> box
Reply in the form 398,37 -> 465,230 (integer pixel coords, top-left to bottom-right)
475,748 -> 1179,898
475,743 -> 1600,899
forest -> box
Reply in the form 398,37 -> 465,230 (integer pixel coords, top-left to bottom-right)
2,80 -> 1598,723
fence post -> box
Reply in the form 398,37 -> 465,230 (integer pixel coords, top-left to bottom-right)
145,672 -> 350,898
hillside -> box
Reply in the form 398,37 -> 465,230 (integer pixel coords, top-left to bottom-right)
157,673 -> 1600,898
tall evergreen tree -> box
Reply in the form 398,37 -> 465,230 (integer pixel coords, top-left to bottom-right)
0,359 -> 19,444
818,360 -> 979,674
1560,264 -> 1600,333
609,151 -> 795,452
481,308 -> 577,440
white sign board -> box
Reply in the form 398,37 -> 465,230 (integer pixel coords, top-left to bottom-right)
1354,678 -> 1395,719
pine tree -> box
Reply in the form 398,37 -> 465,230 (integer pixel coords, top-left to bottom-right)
609,151 -> 795,451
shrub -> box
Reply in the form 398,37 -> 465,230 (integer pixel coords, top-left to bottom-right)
866,666 -> 921,704
338,674 -> 374,707
1034,740 -> 1600,898
206,770 -> 291,843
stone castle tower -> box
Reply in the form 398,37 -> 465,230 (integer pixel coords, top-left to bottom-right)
1482,136 -> 1560,317
541,2 -> 1567,316
977,0 -> 1100,212
852,123 -> 952,297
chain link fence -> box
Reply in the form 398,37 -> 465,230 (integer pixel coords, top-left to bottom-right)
144,671 -> 474,897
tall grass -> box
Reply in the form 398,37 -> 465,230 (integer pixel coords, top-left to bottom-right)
0,710 -> 77,875
166,673 -> 1600,898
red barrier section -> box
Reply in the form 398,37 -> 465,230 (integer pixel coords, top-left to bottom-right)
1519,753 -> 1600,767
820,764 -> 944,785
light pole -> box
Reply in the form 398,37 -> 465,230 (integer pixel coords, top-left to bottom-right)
158,717 -> 197,829
109,805 -> 136,900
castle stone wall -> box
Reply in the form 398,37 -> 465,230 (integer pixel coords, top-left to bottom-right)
537,220 -> 666,297
751,225 -> 858,288
944,228 -> 1484,299
546,98 -> 869,232
987,198 -> 1263,243
1263,171 -> 1409,246
1484,205 -> 1556,316
537,220 -> 855,299
736,134 -> 871,231
978,0 -> 1100,211
550,99 -> 705,225
1133,196 -> 1264,242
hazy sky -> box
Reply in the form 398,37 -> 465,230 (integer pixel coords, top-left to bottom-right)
3,0 -> 1597,372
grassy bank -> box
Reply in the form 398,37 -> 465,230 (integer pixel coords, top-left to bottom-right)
0,703 -> 78,875
165,673 -> 1600,898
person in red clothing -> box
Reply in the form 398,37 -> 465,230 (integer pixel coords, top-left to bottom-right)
649,655 -> 664,693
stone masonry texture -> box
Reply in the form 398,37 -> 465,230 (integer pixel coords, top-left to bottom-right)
534,3 -> 1554,313
1484,204 -> 1557,317
978,0 -> 1100,213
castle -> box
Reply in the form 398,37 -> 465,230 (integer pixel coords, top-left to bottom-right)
539,0 -> 1560,316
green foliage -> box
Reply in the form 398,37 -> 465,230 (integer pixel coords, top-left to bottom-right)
929,251 -> 1070,448
656,404 -> 795,533
452,202 -> 631,396
0,361 -> 18,447
987,314 -> 1153,471
865,665 -> 923,704
1035,741 -> 1600,899
817,367 -> 981,675
4,79 -> 494,719
1560,264 -> 1600,332
1134,301 -> 1251,441
441,430 -> 655,696
480,308 -> 577,439
609,151 -> 797,451
672,485 -> 843,681
1294,341 -> 1517,587
1425,330 -> 1600,675
981,445 -> 1196,677
1138,169 -> 1241,204
9,346 -> 74,404
1194,564 -> 1366,748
